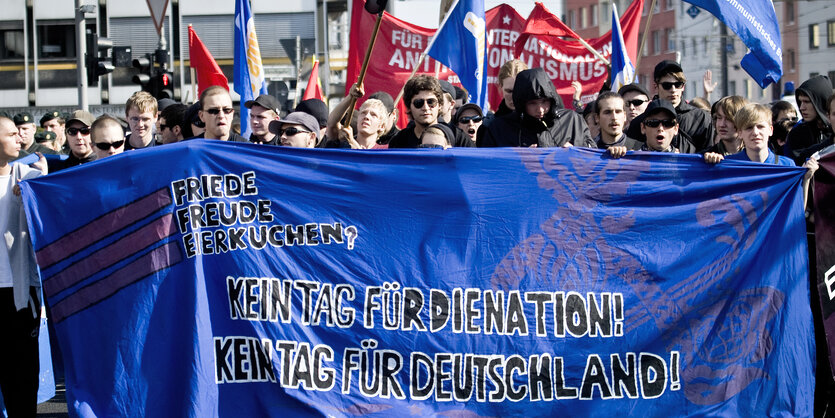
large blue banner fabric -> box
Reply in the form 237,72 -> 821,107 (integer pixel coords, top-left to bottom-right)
20,142 -> 813,417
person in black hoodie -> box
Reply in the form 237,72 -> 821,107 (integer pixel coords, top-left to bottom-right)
625,60 -> 711,152
785,75 -> 833,165
477,67 -> 593,148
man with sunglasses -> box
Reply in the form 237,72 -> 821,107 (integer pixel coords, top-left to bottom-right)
388,75 -> 444,149
639,99 -> 680,153
49,110 -> 97,172
626,60 -> 711,152
90,115 -> 126,159
478,67 -> 592,148
455,104 -> 483,143
158,103 -> 187,145
618,83 -> 650,125
268,112 -> 319,148
194,86 -> 246,142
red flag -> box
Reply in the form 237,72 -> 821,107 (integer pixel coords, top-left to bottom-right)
188,25 -> 228,95
303,60 -> 324,101
485,4 -> 527,111
521,3 -> 582,40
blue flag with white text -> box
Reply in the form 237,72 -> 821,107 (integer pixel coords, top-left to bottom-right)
21,143 -> 814,416
427,0 -> 489,110
609,3 -> 635,91
683,0 -> 782,88
234,0 -> 268,139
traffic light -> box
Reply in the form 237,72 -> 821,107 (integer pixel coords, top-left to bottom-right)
132,53 -> 154,92
86,29 -> 115,86
151,71 -> 174,99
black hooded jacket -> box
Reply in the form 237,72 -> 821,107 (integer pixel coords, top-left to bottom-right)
786,75 -> 834,164
477,68 -> 593,148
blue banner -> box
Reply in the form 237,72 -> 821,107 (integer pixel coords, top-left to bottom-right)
683,0 -> 782,88
21,143 -> 813,416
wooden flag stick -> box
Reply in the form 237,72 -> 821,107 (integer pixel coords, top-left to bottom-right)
342,12 -> 385,126
633,0 -> 657,79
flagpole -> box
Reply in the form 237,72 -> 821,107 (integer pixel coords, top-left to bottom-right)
390,0 -> 460,114
342,9 -> 386,125
634,0 -> 657,78
570,36 -> 610,66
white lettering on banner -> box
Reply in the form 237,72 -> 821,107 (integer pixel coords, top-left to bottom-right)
825,264 -> 835,301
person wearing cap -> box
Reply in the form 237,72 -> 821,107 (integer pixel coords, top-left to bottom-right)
244,94 -> 280,145
40,110 -> 67,154
478,67 -> 593,148
438,80 -> 457,124
618,83 -> 650,125
269,112 -> 320,148
181,102 -> 205,139
626,60 -> 713,151
0,115 -> 45,418
33,131 -> 58,153
638,99 -> 680,153
90,115 -> 126,159
15,112 -> 56,156
296,99 -> 329,145
50,110 -> 98,172
194,86 -> 246,142
593,92 -> 641,154
124,91 -> 159,150
158,103 -> 187,145
455,104 -> 483,143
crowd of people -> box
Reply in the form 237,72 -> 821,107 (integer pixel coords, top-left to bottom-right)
0,55 -> 833,417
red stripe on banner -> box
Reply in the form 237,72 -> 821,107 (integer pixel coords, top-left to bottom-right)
35,188 -> 171,269
50,241 -> 183,323
43,213 -> 178,299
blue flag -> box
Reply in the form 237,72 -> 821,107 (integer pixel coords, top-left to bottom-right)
609,3 -> 635,91
234,0 -> 268,139
683,0 -> 782,88
21,144 -> 814,416
427,0 -> 489,110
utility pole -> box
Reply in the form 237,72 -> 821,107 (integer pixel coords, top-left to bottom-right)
75,0 -> 94,111
720,23 -> 728,97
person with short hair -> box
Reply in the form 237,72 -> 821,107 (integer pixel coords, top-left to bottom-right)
594,92 -> 641,155
50,110 -> 97,172
244,94 -> 280,145
785,75 -> 833,165
337,99 -> 390,149
388,75 -> 445,148
14,112 -> 56,156
771,100 -> 797,124
40,110 -> 67,153
639,99 -> 680,153
618,83 -> 650,124
91,115 -> 126,159
195,86 -> 247,142
703,96 -> 748,156
124,91 -> 158,150
626,60 -> 712,151
438,80 -> 457,123
453,85 -> 468,115
296,99 -> 329,144
268,112 -> 320,148
182,102 -> 205,139
158,103 -> 187,144
0,115 -> 44,418
478,67 -> 593,148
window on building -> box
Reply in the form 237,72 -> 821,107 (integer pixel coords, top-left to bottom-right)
810,24 -> 820,49
568,10 -> 575,28
744,79 -> 751,98
591,4 -> 598,27
654,1 -> 660,13
786,1 -> 795,25
652,30 -> 661,54
667,29 -> 675,52
0,28 -> 24,60
829,71 -> 835,88
681,40 -> 686,56
787,49 -> 796,71
37,21 -> 82,59
828,20 -> 835,46
666,0 -> 674,11
703,37 -> 708,55
692,38 -> 697,55
729,80 -> 737,96
581,7 -> 588,28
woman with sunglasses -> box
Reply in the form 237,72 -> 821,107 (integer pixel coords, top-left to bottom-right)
454,104 -> 483,143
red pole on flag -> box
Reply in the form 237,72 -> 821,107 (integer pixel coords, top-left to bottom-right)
342,0 -> 388,126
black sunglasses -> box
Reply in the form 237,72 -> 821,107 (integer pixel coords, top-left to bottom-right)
627,99 -> 648,107
280,127 -> 312,137
66,127 -> 90,135
643,119 -> 677,128
412,98 -> 438,109
94,140 -> 125,150
659,81 -> 685,90
458,116 -> 483,123
204,107 -> 234,115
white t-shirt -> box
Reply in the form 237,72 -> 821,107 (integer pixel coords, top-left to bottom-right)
0,174 -> 14,288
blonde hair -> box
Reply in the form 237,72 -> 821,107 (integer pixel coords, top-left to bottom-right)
125,91 -> 158,115
734,103 -> 772,130
712,96 -> 748,121
498,59 -> 528,85
359,99 -> 388,136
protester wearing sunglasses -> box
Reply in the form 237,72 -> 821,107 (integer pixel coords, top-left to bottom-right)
90,115 -> 126,159
195,86 -> 247,142
49,110 -> 98,173
388,75 -> 444,148
618,83 -> 651,125
639,99 -> 680,153
269,112 -> 319,148
455,103 -> 484,143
